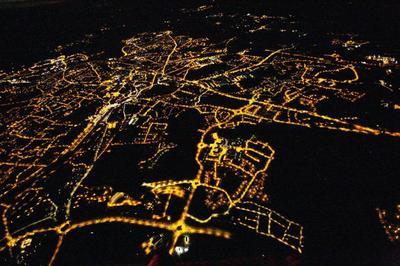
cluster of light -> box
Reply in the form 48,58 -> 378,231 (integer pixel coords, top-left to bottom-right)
377,206 -> 400,241
0,24 -> 398,264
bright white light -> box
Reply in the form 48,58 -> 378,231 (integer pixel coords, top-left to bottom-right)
175,246 -> 184,255
175,246 -> 189,256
